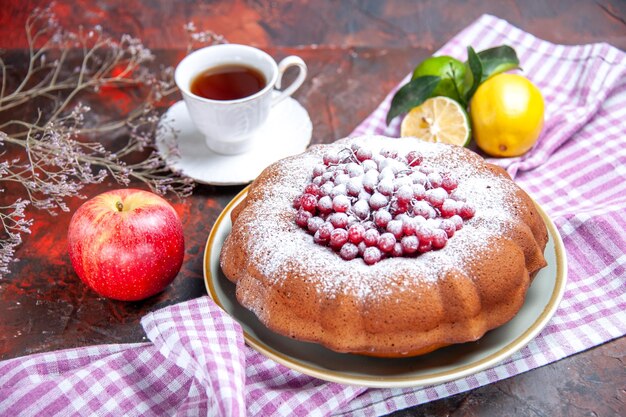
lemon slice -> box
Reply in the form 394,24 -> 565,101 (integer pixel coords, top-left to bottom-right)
400,96 -> 471,146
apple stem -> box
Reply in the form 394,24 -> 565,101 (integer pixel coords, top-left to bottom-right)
116,201 -> 124,212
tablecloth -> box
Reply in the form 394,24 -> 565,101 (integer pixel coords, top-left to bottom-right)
1,14 -> 625,417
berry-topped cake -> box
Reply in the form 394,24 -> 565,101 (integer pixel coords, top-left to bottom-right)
219,135 -> 548,357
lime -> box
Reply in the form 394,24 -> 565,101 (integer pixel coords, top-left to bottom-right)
412,56 -> 466,102
470,73 -> 544,157
400,96 -> 471,146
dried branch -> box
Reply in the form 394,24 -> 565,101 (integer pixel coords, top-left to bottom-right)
0,5 -> 226,277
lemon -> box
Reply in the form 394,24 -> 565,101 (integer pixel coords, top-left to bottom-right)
400,96 -> 471,146
412,56 -> 466,102
470,73 -> 544,157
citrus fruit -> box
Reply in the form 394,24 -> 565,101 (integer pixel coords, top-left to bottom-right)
412,56 -> 466,102
400,96 -> 471,146
470,73 -> 544,157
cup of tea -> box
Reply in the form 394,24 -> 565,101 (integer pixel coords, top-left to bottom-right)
175,44 -> 307,155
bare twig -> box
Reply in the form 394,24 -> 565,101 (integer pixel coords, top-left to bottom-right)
0,5 -> 226,277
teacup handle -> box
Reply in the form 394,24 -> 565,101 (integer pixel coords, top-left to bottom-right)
273,56 -> 307,106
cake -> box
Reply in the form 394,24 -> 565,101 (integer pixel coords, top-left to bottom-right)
219,135 -> 548,357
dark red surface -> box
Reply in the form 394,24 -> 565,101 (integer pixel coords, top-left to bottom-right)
1,1 -> 625,416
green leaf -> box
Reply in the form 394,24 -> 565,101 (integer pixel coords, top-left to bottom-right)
464,46 -> 483,103
386,75 -> 439,125
477,45 -> 520,82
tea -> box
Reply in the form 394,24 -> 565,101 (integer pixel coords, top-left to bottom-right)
175,43 -> 307,154
190,64 -> 266,101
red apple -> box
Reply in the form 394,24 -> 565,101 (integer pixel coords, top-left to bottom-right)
67,188 -> 185,301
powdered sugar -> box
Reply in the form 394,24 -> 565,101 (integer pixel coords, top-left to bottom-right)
230,135 -> 522,301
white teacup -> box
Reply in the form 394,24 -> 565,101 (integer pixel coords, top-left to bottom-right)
175,44 -> 307,155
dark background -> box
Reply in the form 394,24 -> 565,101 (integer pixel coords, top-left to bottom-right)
1,1 -> 624,416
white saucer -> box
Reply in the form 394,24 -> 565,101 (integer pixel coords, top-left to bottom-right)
156,97 -> 312,186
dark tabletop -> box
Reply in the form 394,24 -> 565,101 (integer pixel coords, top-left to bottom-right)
1,1 -> 625,416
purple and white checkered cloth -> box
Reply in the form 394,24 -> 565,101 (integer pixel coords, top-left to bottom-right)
2,14 -> 625,416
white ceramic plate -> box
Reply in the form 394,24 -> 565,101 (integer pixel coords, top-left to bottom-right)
156,98 -> 312,186
204,188 -> 567,388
